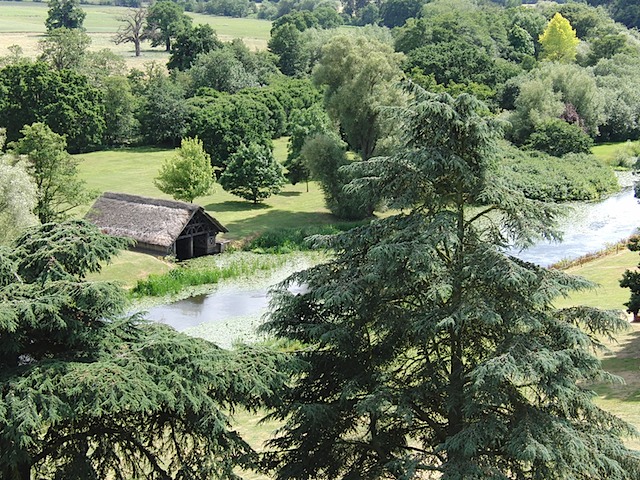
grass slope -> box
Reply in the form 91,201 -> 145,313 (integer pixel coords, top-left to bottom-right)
74,141 -> 334,241
0,2 -> 271,68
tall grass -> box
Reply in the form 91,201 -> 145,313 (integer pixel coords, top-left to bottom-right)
244,223 -> 363,253
131,252 -> 289,297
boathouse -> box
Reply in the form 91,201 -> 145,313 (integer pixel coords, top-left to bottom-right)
86,192 -> 228,260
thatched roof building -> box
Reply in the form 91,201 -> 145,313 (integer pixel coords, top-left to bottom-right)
86,192 -> 228,260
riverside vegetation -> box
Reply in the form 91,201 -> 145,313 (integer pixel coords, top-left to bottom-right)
4,0 -> 640,477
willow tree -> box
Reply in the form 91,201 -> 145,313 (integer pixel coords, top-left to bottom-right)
0,220 -> 288,479
262,85 -> 640,479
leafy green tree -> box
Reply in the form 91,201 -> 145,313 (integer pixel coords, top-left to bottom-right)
0,62 -> 105,153
621,236 -> 640,322
168,24 -> 222,71
38,27 -> 90,70
155,137 -> 216,203
313,34 -> 404,160
219,142 -> 285,203
0,220 -> 288,479
300,133 -> 377,219
527,118 -> 593,156
136,69 -> 190,146
594,54 -> 640,141
188,47 -> 259,93
380,0 -> 425,28
268,23 -> 308,77
45,0 -> 86,31
145,0 -> 192,52
113,6 -> 149,57
9,123 -> 94,224
284,104 -> 333,186
0,131 -> 38,244
539,13 -> 580,63
262,86 -> 640,479
187,92 -> 272,171
102,75 -> 138,146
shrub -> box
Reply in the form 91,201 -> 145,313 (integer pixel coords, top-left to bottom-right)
527,118 -> 593,157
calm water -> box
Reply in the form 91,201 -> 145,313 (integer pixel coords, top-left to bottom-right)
509,186 -> 640,266
145,183 -> 640,345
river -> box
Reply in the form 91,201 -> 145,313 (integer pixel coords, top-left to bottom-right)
145,180 -> 640,347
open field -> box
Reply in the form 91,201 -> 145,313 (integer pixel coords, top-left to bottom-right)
74,141 -> 337,242
0,2 -> 271,69
592,140 -> 640,167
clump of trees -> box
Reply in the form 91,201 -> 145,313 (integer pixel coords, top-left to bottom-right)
0,221 -> 290,479
261,85 -> 640,480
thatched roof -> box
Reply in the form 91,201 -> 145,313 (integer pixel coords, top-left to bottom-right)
85,192 -> 227,248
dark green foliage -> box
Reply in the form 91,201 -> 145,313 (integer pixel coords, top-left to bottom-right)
268,24 -> 308,77
404,39 -> 517,90
9,123 -> 95,224
271,10 -> 319,32
621,236 -> 640,321
45,0 -> 86,31
145,0 -> 192,51
261,85 -> 640,479
238,88 -> 287,138
0,62 -> 104,153
611,0 -> 640,30
136,71 -> 190,147
301,133 -> 377,220
527,118 -> 594,157
0,220 -> 288,478
204,0 -> 255,18
499,144 -> 619,202
245,224 -> 361,253
219,142 -> 286,203
168,24 -> 222,71
380,0 -> 425,28
187,92 -> 273,170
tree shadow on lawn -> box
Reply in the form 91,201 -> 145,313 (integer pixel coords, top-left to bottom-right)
205,200 -> 271,213
591,323 -> 640,402
220,209 -> 340,240
278,191 -> 302,197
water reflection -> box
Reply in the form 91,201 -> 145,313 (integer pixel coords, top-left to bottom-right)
144,185 -> 640,344
509,187 -> 640,266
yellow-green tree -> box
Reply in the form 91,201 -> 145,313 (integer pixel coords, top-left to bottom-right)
539,13 -> 580,62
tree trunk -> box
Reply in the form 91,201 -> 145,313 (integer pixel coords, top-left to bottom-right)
134,39 -> 141,57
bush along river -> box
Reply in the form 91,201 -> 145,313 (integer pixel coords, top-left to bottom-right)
144,174 -> 640,347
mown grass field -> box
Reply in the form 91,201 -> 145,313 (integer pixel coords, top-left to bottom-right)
0,1 -> 271,68
74,140 -> 336,242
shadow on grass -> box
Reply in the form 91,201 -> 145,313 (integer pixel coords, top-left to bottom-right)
206,201 -> 272,213
222,209 -> 341,239
278,191 -> 302,197
590,327 -> 640,402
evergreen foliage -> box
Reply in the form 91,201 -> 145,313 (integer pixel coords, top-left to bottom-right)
0,220 -> 288,478
261,84 -> 640,479
154,136 -> 216,203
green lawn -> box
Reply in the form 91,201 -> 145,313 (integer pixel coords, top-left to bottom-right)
74,141 -> 335,241
592,140 -> 640,166
0,2 -> 271,66
553,248 -> 638,311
